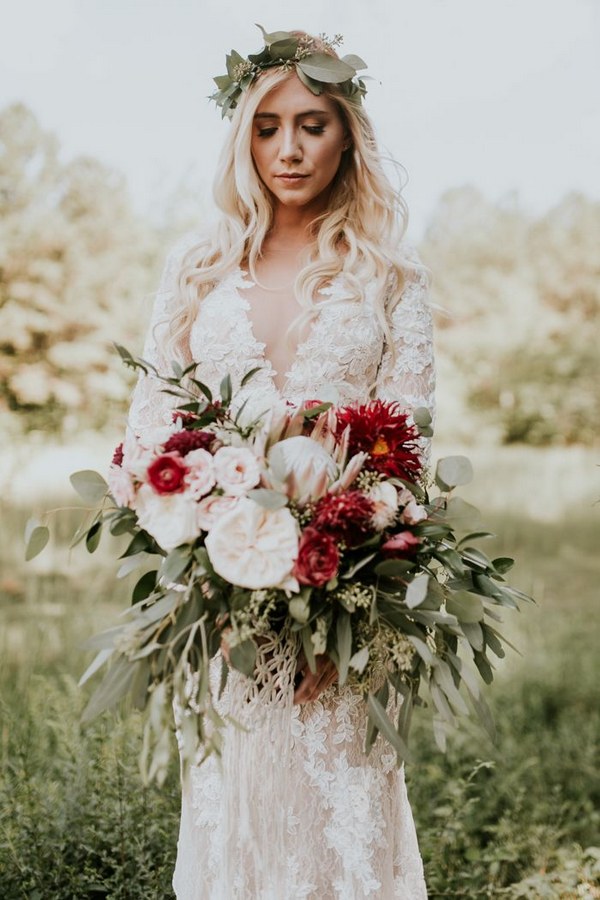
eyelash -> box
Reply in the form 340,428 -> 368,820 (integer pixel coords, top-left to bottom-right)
256,125 -> 325,138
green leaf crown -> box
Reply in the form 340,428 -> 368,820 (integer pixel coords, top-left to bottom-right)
210,24 -> 369,119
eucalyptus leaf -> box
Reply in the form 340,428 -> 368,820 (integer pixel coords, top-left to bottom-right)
405,574 -> 429,609
336,610 -> 352,685
70,470 -> 109,504
462,621 -> 485,651
367,693 -> 412,763
297,54 -> 356,84
341,53 -> 368,70
445,497 -> 483,532
85,521 -> 102,553
81,656 -> 136,723
78,648 -> 113,687
24,522 -> 50,561
435,456 -> 474,491
160,546 -> 190,583
446,590 -> 484,623
229,639 -> 257,677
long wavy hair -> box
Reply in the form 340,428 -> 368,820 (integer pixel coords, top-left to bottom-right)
164,44 -> 417,364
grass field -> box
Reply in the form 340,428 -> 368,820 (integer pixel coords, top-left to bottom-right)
1,446 -> 599,898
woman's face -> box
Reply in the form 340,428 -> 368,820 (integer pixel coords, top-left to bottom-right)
250,74 -> 348,213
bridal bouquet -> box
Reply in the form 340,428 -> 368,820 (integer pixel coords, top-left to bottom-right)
26,349 -> 531,783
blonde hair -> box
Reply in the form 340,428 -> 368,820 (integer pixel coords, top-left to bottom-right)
164,58 -> 416,365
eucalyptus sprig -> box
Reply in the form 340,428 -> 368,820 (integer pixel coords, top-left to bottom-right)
210,24 -> 369,119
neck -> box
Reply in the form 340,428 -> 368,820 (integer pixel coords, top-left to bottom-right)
269,197 -> 327,248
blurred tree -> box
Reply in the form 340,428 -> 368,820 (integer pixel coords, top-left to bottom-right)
421,187 -> 600,446
0,103 -> 165,436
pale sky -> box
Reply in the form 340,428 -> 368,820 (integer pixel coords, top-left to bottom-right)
1,0 -> 599,239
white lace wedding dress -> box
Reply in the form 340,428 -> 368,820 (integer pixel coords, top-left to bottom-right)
128,233 -> 435,899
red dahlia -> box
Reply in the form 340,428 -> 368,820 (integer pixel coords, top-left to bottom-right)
313,490 -> 375,547
163,429 -> 214,456
146,453 -> 188,494
336,400 -> 422,481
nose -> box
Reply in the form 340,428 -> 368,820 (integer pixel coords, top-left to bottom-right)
279,125 -> 302,162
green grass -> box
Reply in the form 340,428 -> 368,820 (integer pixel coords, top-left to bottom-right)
1,463 -> 599,898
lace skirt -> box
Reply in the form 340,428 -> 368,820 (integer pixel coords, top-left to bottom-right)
172,632 -> 427,900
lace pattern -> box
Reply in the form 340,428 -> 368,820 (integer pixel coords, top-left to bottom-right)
129,234 -> 433,899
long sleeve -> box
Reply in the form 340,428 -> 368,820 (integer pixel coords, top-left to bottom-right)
375,248 -> 436,458
127,232 -> 199,437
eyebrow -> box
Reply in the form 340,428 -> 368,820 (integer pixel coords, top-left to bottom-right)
254,109 -> 331,120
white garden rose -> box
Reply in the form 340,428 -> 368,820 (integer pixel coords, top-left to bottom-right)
213,446 -> 261,496
196,494 -> 239,531
185,449 -> 216,499
135,483 -> 201,551
401,499 -> 428,525
205,498 -> 299,590
369,481 -> 399,530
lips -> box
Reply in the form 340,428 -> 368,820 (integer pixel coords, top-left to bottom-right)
276,173 -> 308,180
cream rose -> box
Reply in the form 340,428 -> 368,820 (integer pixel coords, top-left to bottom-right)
185,449 -> 216,499
401,499 -> 428,525
196,494 -> 239,531
205,498 -> 299,590
213,447 -> 261,496
369,481 -> 399,530
135,483 -> 201,551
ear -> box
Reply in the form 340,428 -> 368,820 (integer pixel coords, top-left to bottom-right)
342,135 -> 352,151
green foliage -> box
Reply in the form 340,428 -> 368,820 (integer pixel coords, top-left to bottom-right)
422,187 -> 600,447
0,103 -> 165,436
2,477 -> 599,895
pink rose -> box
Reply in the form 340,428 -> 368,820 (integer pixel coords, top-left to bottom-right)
213,447 -> 261,496
196,494 -> 240,531
185,448 -> 216,499
146,453 -> 188,494
381,531 -> 421,556
293,527 -> 339,587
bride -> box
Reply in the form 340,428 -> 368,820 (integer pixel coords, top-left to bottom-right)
128,27 -> 434,900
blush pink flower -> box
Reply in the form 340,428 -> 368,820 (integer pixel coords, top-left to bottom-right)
196,494 -> 240,531
184,449 -> 216,499
213,447 -> 261,496
381,531 -> 421,556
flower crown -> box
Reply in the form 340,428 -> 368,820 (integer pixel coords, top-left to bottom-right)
210,24 -> 368,119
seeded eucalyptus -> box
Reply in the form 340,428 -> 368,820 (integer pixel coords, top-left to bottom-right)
210,24 -> 369,119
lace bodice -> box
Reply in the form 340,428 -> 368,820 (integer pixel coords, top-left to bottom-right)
128,232 -> 435,447
128,233 -> 432,899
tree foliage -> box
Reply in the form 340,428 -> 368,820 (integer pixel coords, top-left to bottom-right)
421,187 -> 600,446
0,103 -> 163,435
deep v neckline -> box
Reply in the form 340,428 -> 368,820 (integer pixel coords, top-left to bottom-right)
232,267 -> 307,395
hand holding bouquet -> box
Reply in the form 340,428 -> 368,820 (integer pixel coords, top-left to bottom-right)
27,350 -> 532,784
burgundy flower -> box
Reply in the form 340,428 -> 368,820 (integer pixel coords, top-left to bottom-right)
336,400 -> 422,482
111,442 -> 124,467
313,490 -> 375,547
381,530 -> 421,557
146,453 -> 188,494
293,527 -> 339,587
163,429 -> 214,456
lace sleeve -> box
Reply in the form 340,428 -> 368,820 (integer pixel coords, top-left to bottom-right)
127,232 -> 198,437
375,248 -> 436,460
